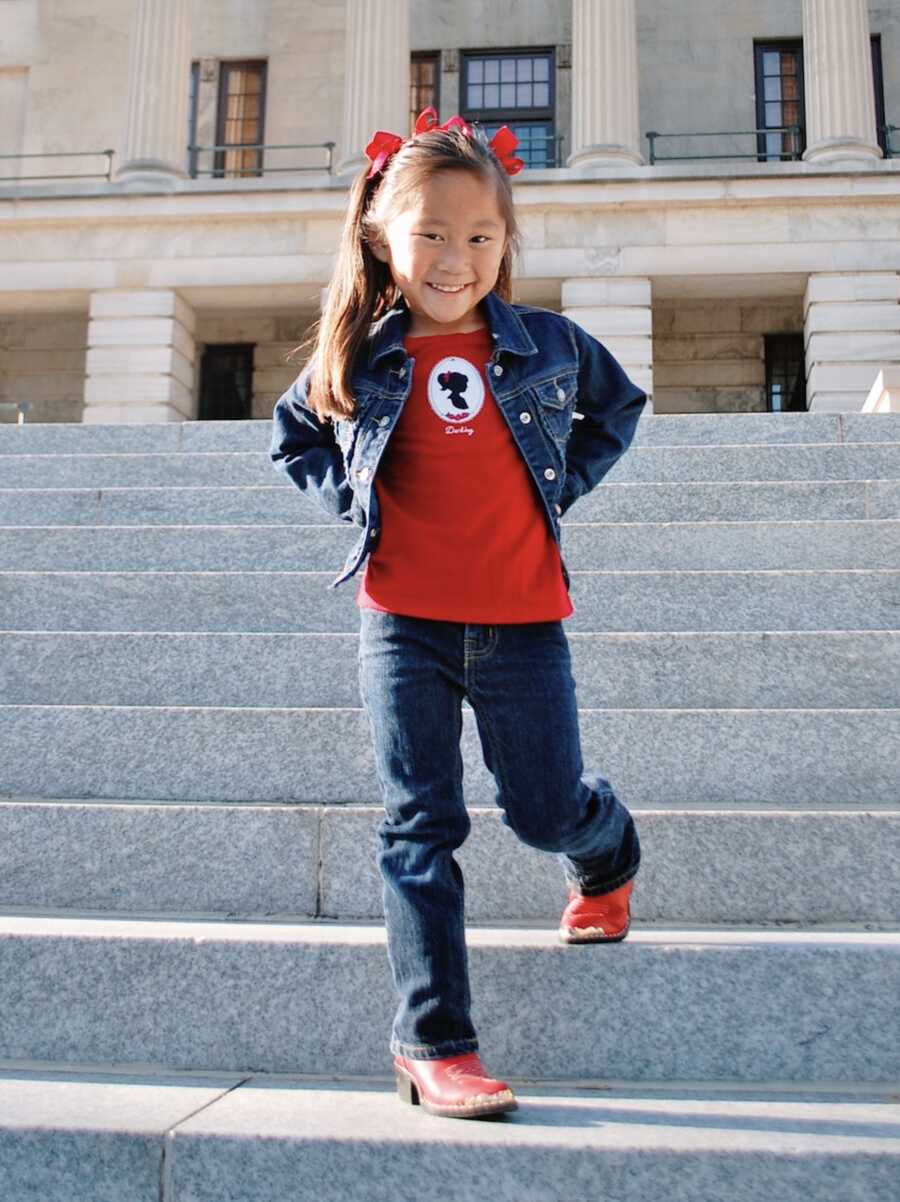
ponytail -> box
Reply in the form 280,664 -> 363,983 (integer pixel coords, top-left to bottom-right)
288,170 -> 398,421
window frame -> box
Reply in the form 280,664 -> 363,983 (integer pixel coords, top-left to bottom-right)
214,59 -> 268,180
460,47 -> 556,168
410,50 -> 441,132
753,40 -> 806,163
871,34 -> 887,156
188,60 -> 200,178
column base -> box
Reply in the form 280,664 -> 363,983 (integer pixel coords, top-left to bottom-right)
802,137 -> 884,165
567,145 -> 645,169
335,154 -> 367,179
83,289 -> 197,424
804,272 -> 900,413
116,160 -> 188,190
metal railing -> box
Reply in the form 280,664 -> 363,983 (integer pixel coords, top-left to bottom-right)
645,126 -> 804,164
0,149 -> 115,183
187,132 -> 567,175
1,124 -> 893,185
647,122 -> 899,164
0,402 -> 30,425
187,141 -> 337,177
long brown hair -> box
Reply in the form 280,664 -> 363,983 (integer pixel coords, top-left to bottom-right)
289,124 -> 522,422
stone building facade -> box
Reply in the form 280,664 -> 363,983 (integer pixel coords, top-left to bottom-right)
1,0 -> 899,424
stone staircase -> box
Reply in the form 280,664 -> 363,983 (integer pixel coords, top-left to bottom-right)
0,410 -> 898,1201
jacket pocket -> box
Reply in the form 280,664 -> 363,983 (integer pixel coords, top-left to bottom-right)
532,372 -> 577,445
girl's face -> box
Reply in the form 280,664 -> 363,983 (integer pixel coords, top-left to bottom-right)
370,169 -> 508,337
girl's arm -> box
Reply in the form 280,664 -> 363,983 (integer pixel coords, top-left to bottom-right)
557,320 -> 648,516
269,368 -> 356,523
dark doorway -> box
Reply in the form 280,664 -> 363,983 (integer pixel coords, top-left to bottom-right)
764,334 -> 807,412
198,344 -> 254,420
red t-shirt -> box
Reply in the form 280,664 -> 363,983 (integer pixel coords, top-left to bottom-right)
356,326 -> 573,622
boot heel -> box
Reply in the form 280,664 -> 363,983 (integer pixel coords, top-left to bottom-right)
394,1065 -> 419,1106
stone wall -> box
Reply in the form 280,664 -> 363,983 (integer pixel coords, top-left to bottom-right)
0,315 -> 87,424
652,299 -> 802,414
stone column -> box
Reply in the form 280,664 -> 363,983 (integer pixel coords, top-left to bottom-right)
117,0 -> 193,187
83,290 -> 197,423
804,273 -> 900,412
568,0 -> 643,169
337,0 -> 411,177
561,278 -> 653,410
801,0 -> 882,164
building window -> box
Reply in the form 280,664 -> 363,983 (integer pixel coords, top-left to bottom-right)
764,334 -> 806,412
188,61 -> 200,178
198,345 -> 254,420
871,35 -> 887,157
461,49 -> 556,168
214,61 -> 267,179
755,37 -> 886,163
754,42 -> 805,162
411,52 -> 440,132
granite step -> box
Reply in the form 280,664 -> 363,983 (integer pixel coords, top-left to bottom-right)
2,517 -> 898,572
0,915 -> 898,1080
1,410 -> 899,455
1,1068 -> 898,1202
4,629 -> 897,709
2,478 -> 900,526
3,568 -> 898,632
1,800 -> 897,926
1,703 -> 898,806
3,441 -> 900,489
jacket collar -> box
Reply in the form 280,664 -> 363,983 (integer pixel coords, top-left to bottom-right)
367,289 -> 538,368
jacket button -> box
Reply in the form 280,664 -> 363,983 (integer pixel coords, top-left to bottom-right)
544,467 -> 556,480
357,466 -> 371,482
493,363 -> 503,376
556,387 -> 566,403
519,411 -> 531,423
398,367 -> 406,378
369,527 -> 378,538
378,416 -> 390,427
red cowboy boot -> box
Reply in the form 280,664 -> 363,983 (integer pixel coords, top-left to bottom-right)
558,878 -> 635,944
393,1050 -> 518,1118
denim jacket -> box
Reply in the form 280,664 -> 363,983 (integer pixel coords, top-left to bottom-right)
270,288 -> 647,591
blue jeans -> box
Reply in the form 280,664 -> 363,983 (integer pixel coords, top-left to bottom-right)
357,609 -> 641,1061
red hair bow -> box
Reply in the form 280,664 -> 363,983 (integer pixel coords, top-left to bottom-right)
364,106 -> 524,179
363,130 -> 404,179
486,124 -> 525,176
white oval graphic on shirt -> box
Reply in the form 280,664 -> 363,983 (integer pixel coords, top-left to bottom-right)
427,356 -> 485,424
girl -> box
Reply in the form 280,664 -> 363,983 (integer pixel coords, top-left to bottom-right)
270,107 -> 647,1120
